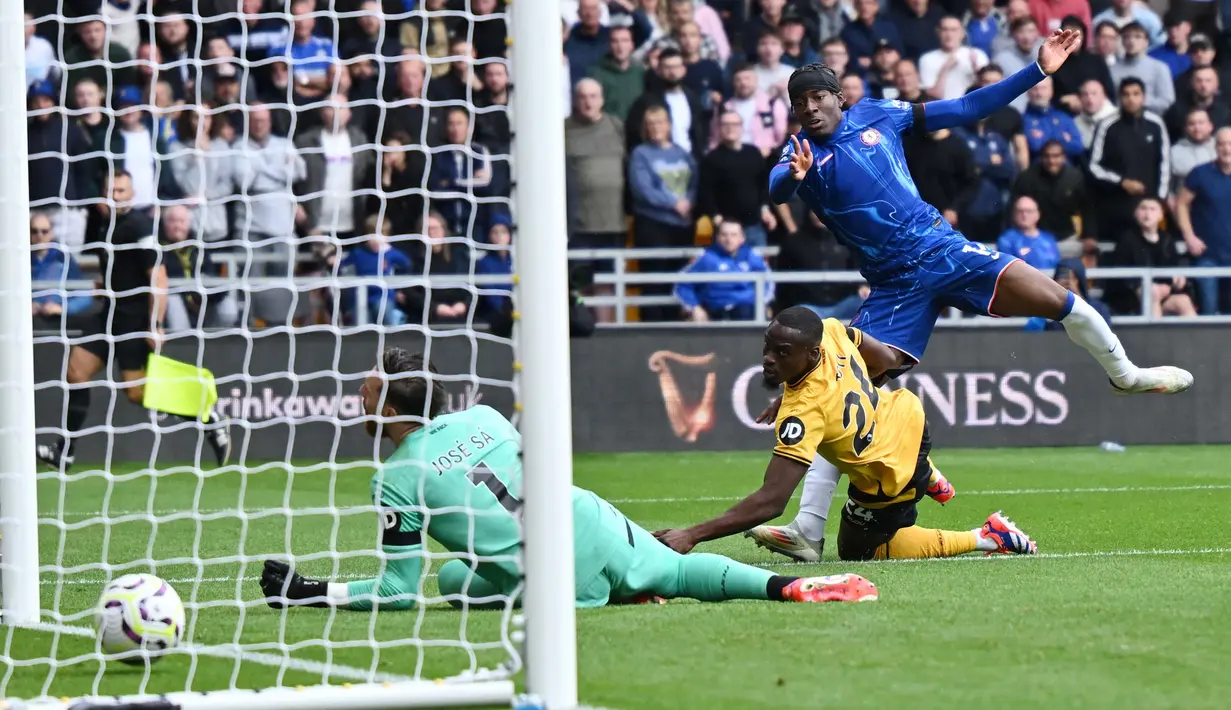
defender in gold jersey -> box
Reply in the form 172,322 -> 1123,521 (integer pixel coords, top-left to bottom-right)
654,307 -> 1037,561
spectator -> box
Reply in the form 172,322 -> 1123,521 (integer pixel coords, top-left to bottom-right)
475,62 -> 512,152
813,0 -> 853,48
382,55 -> 444,147
1028,0 -> 1091,36
296,94 -> 376,243
964,0 -> 1008,56
1162,66 -> 1230,142
429,108 -> 496,236
427,38 -> 485,104
682,0 -> 732,64
1109,22 -> 1175,115
416,211 -> 474,324
476,212 -> 514,323
64,19 -> 136,108
153,10 -> 195,101
674,222 -> 771,322
866,39 -> 903,99
1025,259 -> 1110,330
1169,108 -> 1217,198
565,79 -> 627,255
1175,34 -> 1223,106
971,65 -> 1029,169
893,59 -> 927,104
159,204 -> 239,331
903,127 -> 978,229
1050,15 -> 1115,110
470,0 -> 508,59
997,196 -> 1062,272
565,0 -> 611,86
954,118 -> 1017,242
338,214 -> 413,326
752,31 -> 793,100
820,38 -> 853,81
1149,10 -> 1192,78
1110,197 -> 1197,316
700,111 -> 776,247
1175,127 -> 1231,314
219,0 -> 289,68
1074,78 -> 1118,147
628,0 -> 672,59
588,26 -> 645,122
101,1 -> 141,57
1023,78 -> 1084,162
891,0 -> 944,62
270,0 -> 339,103
25,11 -> 58,87
920,16 -> 989,100
744,0 -> 787,59
232,103 -> 307,326
841,72 -> 866,106
114,87 -> 169,211
401,0 -> 453,78
992,17 -> 1041,110
648,0 -> 723,62
341,1 -> 403,67
678,22 -> 725,111
369,131 -> 428,239
168,106 -> 234,244
629,105 -> 698,320
1089,78 -> 1170,242
1091,21 -> 1122,72
30,213 -> 92,323
626,49 -> 708,159
71,79 -> 114,204
779,10 -> 820,68
1093,0 -> 1164,49
842,0 -> 903,70
1013,139 -> 1092,241
990,0 -> 1032,56
713,63 -> 788,158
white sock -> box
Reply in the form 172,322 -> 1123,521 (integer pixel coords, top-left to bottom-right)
792,457 -> 841,543
972,528 -> 999,552
1061,295 -> 1139,387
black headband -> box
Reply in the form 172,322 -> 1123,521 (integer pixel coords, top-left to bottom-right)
788,67 -> 840,102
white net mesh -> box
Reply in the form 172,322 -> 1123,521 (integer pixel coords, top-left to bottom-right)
6,1 -> 524,705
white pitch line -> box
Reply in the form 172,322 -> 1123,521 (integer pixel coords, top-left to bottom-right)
13,622 -> 413,683
749,546 -> 1231,567
33,483 -> 1231,519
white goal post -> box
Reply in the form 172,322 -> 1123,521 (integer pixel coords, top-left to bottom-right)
0,0 -> 576,707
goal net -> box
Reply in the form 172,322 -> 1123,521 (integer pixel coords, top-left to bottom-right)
0,0 -> 573,707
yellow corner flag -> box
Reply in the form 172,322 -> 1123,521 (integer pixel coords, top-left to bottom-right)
142,353 -> 219,422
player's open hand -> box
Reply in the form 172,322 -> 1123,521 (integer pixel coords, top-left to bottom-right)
1038,29 -> 1081,75
755,395 -> 783,425
788,135 -> 813,181
653,528 -> 697,554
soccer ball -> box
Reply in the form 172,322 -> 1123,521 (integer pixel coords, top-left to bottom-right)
94,573 -> 186,664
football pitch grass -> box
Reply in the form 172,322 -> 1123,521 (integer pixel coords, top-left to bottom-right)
5,446 -> 1231,709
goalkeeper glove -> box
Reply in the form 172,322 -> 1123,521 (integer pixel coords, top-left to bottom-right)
259,559 -> 330,608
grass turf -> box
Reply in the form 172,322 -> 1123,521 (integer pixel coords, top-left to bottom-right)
4,446 -> 1230,709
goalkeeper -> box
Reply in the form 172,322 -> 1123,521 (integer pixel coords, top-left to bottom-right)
259,347 -> 878,610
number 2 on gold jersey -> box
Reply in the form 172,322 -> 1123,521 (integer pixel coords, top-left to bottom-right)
841,358 -> 879,456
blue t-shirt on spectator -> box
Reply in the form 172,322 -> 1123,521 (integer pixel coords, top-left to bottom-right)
1149,44 -> 1191,78
1184,161 -> 1231,263
674,243 -> 771,313
272,35 -> 336,82
998,228 -> 1061,273
965,14 -> 1003,56
31,244 -> 93,316
1023,105 -> 1085,161
339,242 -> 412,312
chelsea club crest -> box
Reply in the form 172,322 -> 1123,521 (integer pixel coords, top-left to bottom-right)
860,128 -> 881,146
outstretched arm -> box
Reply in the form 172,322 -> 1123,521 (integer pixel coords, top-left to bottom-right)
655,454 -> 808,553
259,545 -> 424,612
917,30 -> 1080,133
769,135 -> 814,204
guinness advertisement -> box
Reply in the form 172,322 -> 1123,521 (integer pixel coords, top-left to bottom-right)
568,326 -> 1230,451
36,325 -> 1229,463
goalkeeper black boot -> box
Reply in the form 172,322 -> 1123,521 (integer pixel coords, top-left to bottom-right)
205,420 -> 232,467
36,442 -> 74,472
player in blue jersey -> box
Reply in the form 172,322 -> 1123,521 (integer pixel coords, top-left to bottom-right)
257,347 -> 879,611
747,30 -> 1194,564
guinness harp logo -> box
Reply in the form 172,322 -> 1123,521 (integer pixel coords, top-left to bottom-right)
648,351 -> 718,443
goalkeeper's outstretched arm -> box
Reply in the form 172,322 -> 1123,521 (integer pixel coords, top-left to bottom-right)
259,540 -> 425,611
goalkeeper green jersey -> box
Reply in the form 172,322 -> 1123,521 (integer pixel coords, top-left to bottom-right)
346,405 -> 524,609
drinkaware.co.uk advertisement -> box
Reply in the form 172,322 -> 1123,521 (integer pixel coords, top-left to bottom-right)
34,326 -> 1229,463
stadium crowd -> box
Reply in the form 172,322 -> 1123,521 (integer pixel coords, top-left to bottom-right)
22,0 -> 1231,329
